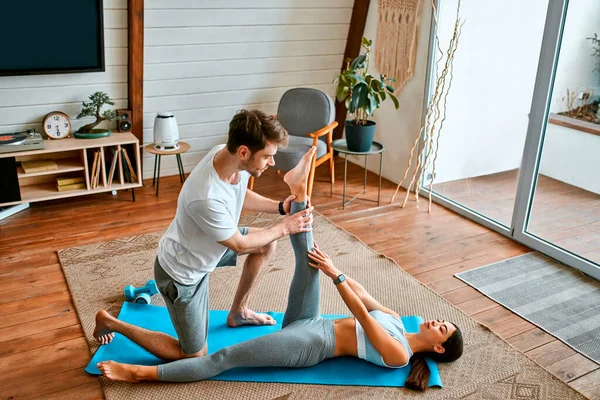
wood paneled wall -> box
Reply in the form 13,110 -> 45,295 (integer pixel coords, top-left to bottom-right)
141,0 -> 353,177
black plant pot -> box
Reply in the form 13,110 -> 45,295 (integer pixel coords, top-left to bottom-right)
345,120 -> 376,152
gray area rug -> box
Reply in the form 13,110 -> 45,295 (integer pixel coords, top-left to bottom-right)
58,213 -> 586,400
456,252 -> 600,364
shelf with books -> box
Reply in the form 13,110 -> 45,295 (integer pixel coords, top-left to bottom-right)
17,157 -> 84,178
0,133 -> 142,207
16,181 -> 141,205
120,144 -> 140,185
86,148 -> 106,190
104,145 -> 122,187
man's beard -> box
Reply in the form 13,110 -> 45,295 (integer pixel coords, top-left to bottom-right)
242,158 -> 263,177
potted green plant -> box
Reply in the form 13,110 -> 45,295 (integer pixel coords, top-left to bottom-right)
334,37 -> 399,152
74,91 -> 116,138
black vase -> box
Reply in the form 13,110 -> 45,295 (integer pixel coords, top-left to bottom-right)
345,120 -> 376,152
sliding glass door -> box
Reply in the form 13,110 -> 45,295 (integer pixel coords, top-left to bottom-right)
425,0 -> 549,231
424,0 -> 600,280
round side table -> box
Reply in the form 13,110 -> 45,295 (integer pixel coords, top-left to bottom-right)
145,141 -> 190,196
331,139 -> 385,209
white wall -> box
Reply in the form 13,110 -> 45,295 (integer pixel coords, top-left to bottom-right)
0,0 -> 128,135
541,124 -> 600,194
142,0 -> 353,177
550,0 -> 600,113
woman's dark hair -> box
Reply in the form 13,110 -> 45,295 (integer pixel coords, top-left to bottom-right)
227,109 -> 288,154
405,323 -> 463,391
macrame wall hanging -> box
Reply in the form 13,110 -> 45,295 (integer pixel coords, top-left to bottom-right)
375,0 -> 424,91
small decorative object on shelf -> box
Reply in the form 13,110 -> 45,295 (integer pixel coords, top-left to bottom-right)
0,130 -> 44,154
43,111 -> 72,140
74,91 -> 116,139
116,109 -> 132,133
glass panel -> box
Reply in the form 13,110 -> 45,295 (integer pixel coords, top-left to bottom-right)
427,1 -> 548,228
527,1 -> 600,266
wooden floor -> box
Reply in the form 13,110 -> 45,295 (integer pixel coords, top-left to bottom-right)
1,157 -> 599,399
433,169 -> 600,265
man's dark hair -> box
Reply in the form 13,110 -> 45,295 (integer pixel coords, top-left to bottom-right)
227,109 -> 288,154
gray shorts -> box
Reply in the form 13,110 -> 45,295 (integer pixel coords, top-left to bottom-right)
154,227 -> 249,355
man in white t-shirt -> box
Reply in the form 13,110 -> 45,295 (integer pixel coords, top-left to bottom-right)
93,109 -> 314,361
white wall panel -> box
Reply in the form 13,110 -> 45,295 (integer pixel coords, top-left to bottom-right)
145,9 -> 352,27
104,10 -> 128,29
144,102 -> 281,130
145,55 -> 341,80
145,0 -> 353,9
145,40 -> 345,64
145,25 -> 348,46
144,1 -> 352,177
0,84 -> 127,108
144,84 -> 335,117
143,121 -> 231,143
104,0 -> 127,8
105,29 -> 128,48
145,70 -> 338,97
0,67 -> 127,89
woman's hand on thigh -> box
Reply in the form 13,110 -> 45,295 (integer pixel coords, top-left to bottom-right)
308,246 -> 340,279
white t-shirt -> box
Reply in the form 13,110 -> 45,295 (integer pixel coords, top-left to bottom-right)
157,144 -> 250,285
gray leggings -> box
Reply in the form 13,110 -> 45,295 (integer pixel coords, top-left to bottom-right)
158,201 -> 336,382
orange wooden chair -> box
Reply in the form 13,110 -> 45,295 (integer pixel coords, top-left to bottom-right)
248,88 -> 337,197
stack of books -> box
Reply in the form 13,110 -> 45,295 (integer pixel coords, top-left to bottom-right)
106,148 -> 119,186
90,150 -> 102,189
21,159 -> 57,174
121,148 -> 138,183
56,175 -> 85,192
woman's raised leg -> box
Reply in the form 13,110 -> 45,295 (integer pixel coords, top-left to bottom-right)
281,146 -> 320,328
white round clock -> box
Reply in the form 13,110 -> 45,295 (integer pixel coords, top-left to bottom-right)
43,111 -> 72,139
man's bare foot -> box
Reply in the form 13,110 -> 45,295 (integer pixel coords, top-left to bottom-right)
94,310 -> 116,345
283,146 -> 316,192
227,309 -> 276,327
97,361 -> 156,382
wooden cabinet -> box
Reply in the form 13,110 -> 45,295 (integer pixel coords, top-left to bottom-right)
0,133 -> 142,207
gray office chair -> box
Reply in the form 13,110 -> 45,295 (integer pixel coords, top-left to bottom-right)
248,88 -> 338,197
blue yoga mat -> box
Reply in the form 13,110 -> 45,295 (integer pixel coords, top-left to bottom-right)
86,302 -> 442,387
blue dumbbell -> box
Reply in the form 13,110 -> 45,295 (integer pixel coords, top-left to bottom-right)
124,280 -> 159,304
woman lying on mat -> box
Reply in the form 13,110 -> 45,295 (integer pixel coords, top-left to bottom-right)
96,146 -> 463,391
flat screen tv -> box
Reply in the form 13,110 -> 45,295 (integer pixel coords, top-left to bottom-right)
0,0 -> 105,76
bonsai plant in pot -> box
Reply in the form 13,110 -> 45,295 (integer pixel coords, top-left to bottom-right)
74,91 -> 116,138
334,37 -> 399,152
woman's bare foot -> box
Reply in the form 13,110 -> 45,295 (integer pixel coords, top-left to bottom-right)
94,310 -> 116,345
227,308 -> 276,327
97,361 -> 157,382
283,146 -> 316,195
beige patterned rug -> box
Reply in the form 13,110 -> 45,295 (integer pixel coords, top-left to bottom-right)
58,212 -> 586,400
